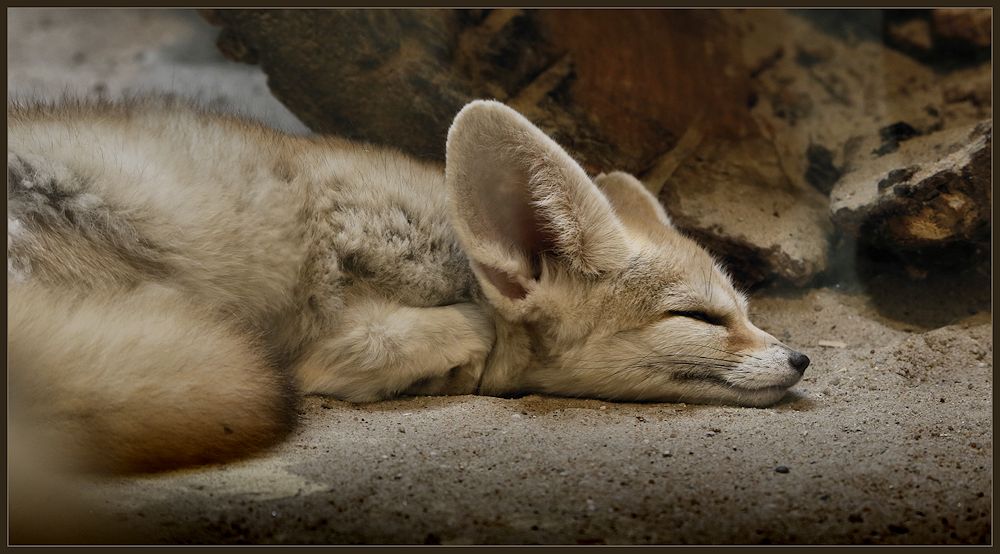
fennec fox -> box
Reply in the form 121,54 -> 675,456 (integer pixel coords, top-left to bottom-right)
7,97 -> 809,472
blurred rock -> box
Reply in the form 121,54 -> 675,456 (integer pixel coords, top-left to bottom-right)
932,9 -> 991,49
886,18 -> 933,54
658,137 -> 832,288
830,121 -> 991,252
728,10 -> 991,275
884,9 -> 992,65
939,65 -> 992,123
731,11 -> 961,198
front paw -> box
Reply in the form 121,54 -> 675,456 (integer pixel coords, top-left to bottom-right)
404,356 -> 486,396
407,304 -> 494,396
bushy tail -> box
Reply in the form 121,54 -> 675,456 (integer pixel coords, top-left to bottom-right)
8,281 -> 298,474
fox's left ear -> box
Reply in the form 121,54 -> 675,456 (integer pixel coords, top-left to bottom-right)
594,171 -> 674,233
445,100 -> 628,319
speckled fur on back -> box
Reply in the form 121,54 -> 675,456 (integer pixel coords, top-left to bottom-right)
7,97 -> 808,473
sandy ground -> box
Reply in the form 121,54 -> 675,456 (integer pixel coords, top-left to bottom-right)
8,9 -> 993,545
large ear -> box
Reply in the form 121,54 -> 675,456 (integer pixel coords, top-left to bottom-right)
445,100 -> 627,316
594,171 -> 673,235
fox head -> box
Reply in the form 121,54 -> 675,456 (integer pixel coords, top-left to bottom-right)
445,100 -> 809,408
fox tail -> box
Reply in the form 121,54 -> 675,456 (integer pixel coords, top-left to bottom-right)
7,281 -> 298,473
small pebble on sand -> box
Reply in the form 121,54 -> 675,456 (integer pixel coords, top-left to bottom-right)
775,466 -> 790,473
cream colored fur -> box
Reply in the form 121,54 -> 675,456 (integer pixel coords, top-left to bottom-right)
7,97 -> 808,474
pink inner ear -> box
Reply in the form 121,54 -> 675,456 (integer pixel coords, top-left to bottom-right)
490,173 -> 557,263
474,262 -> 528,300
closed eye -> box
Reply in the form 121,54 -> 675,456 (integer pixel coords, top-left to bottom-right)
668,310 -> 725,326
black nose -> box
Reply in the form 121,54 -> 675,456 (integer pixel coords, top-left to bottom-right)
788,351 -> 810,374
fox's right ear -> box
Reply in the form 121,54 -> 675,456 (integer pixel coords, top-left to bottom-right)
445,100 -> 628,320
594,171 -> 674,234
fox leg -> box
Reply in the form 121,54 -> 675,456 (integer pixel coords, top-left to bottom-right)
292,298 -> 496,402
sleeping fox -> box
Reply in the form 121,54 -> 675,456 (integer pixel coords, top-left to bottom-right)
7,98 -> 809,473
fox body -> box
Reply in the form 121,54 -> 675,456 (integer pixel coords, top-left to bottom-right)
8,97 -> 808,472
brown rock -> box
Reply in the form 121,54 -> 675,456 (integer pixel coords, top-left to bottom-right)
830,121 -> 991,251
887,18 -> 934,53
932,9 -> 991,48
529,10 -> 757,173
939,65 -> 992,124
201,9 -> 757,175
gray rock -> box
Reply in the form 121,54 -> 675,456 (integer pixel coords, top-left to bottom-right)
831,121 -> 991,251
